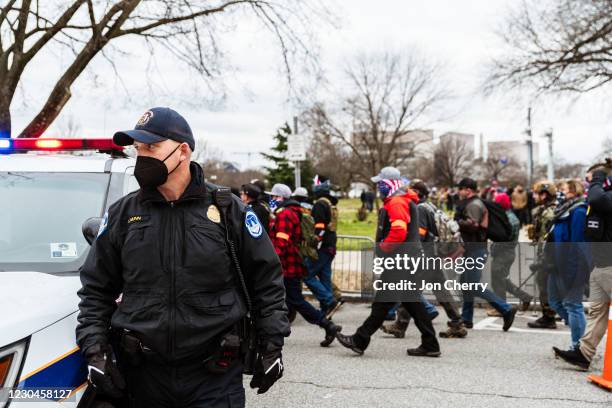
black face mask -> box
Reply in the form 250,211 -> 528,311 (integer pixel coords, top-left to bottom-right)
134,143 -> 182,188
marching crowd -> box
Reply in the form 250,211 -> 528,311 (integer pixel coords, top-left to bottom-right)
239,159 -> 612,371
74,108 -> 611,406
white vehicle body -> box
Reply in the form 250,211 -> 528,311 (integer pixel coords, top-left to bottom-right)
0,151 -> 137,407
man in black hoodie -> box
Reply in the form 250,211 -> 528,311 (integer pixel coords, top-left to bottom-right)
304,179 -> 344,318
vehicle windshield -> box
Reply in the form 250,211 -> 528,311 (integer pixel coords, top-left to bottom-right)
0,172 -> 109,274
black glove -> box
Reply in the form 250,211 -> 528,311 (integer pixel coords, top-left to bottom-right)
86,345 -> 126,399
249,342 -> 283,394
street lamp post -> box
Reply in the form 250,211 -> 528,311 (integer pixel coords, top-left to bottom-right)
526,107 -> 534,189
543,129 -> 554,181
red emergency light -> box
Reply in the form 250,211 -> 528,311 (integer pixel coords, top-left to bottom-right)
1,138 -> 125,154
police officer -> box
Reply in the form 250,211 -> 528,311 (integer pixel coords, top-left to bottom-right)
76,107 -> 289,407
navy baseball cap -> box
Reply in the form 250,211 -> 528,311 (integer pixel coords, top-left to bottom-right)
113,107 -> 195,151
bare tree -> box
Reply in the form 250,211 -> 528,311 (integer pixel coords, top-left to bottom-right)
192,137 -> 223,166
53,114 -> 82,138
486,0 -> 612,95
0,0 -> 328,138
308,131 -> 358,194
433,136 -> 471,187
554,159 -> 587,179
480,145 -> 520,182
600,135 -> 612,160
302,51 -> 447,188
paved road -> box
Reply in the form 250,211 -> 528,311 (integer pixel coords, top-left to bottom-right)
245,303 -> 612,408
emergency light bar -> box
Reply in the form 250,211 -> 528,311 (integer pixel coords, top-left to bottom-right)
0,138 -> 124,154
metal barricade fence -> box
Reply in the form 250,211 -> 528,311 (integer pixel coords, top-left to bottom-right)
332,235 -> 375,294
328,236 -> 542,304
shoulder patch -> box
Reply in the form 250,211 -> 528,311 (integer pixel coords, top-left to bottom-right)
97,212 -> 109,238
245,210 -> 263,238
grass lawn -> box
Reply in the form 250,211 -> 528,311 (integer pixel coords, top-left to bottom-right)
336,198 -> 377,240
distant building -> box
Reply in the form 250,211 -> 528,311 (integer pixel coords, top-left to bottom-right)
438,132 -> 476,160
349,128 -> 435,181
487,140 -> 539,167
351,129 -> 434,156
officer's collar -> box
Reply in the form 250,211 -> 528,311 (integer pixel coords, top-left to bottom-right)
138,161 -> 208,204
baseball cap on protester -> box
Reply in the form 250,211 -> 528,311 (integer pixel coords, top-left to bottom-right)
411,181 -> 429,198
292,187 -> 309,198
251,179 -> 266,193
113,107 -> 195,151
457,177 -> 478,191
241,183 -> 262,200
371,166 -> 401,183
312,180 -> 331,194
270,183 -> 292,199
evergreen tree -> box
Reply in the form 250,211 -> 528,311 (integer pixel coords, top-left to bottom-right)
262,123 -> 295,188
262,122 -> 315,191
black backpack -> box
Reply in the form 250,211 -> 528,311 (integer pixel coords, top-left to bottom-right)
483,200 -> 512,242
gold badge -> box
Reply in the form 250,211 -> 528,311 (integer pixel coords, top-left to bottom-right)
207,205 -> 221,223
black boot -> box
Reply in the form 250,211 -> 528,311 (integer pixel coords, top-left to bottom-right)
502,306 -> 517,331
335,333 -> 365,355
553,346 -> 590,371
527,316 -> 557,329
320,318 -> 342,347
406,346 -> 441,357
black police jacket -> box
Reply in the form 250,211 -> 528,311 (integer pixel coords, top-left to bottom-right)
76,162 -> 289,362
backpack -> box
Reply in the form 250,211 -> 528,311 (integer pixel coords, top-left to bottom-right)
421,201 -> 463,257
482,200 -> 513,242
297,209 -> 319,261
316,196 -> 338,232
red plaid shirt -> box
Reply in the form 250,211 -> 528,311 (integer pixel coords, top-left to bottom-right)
270,202 -> 306,278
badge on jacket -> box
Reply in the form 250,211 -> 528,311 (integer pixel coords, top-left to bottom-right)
245,210 -> 263,238
207,205 -> 221,223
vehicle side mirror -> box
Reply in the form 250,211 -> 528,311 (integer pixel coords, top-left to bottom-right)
82,217 -> 103,246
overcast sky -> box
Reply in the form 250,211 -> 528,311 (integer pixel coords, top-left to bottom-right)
10,0 -> 612,169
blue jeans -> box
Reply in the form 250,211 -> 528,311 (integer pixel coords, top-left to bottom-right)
304,250 -> 335,309
387,296 -> 437,319
548,274 -> 586,349
422,296 -> 437,315
284,277 -> 324,326
461,248 -> 512,322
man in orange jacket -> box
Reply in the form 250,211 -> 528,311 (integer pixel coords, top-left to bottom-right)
335,167 -> 441,357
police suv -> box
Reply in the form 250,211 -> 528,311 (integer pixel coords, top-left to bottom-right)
0,138 -> 138,407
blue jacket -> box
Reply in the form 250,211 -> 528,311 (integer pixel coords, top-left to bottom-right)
551,201 -> 593,288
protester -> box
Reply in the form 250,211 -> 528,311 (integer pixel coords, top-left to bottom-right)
335,167 -> 441,357
547,180 -> 592,352
512,185 -> 529,226
304,177 -> 344,319
454,177 -> 517,331
556,161 -> 612,369
268,183 -> 342,347
382,180 -> 467,339
489,192 -> 533,313
527,181 -> 559,329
